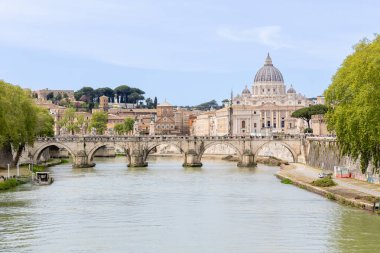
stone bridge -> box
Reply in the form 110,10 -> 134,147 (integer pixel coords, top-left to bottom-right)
22,135 -> 305,168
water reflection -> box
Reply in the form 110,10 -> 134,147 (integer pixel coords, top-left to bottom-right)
0,156 -> 380,253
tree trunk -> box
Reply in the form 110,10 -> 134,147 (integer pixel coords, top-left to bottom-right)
13,144 -> 25,167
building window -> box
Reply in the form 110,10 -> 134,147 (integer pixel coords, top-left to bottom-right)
289,123 -> 292,128
281,121 -> 285,128
298,101 -> 301,104
242,120 -> 246,129
254,123 -> 257,128
254,111 -> 256,114
267,121 -> 270,127
262,123 -> 265,128
273,123 -> 276,128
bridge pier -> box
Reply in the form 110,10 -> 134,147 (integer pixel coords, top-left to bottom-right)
183,150 -> 202,167
128,150 -> 148,167
73,151 -> 95,168
237,151 -> 256,167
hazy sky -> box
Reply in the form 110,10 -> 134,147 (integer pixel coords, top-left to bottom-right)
0,0 -> 378,105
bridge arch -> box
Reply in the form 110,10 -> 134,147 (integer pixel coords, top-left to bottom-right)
254,141 -> 296,162
199,141 -> 242,160
33,142 -> 76,163
145,142 -> 184,159
88,143 -> 127,162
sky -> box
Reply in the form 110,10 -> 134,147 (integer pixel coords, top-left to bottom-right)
0,0 -> 378,105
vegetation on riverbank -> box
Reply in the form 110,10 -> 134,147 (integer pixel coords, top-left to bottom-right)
281,178 -> 293,184
32,165 -> 46,173
0,179 -> 24,191
276,165 -> 378,213
0,81 -> 54,168
324,35 -> 380,173
311,177 -> 337,187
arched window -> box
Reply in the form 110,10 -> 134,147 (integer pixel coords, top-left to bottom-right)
242,120 -> 246,129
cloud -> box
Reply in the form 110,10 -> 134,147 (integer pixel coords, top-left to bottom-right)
217,26 -> 292,49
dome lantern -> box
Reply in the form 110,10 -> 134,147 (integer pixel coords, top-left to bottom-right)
254,53 -> 284,83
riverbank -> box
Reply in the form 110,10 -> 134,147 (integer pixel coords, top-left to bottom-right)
0,158 -> 66,191
276,163 -> 380,213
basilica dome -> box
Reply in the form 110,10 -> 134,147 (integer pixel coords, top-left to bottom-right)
254,54 -> 284,83
287,85 -> 296,94
242,85 -> 251,94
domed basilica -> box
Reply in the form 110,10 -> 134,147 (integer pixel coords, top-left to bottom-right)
193,54 -> 311,136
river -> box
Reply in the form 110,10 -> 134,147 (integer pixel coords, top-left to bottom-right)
1,157 -> 380,253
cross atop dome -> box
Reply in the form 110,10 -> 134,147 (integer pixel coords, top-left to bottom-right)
264,53 -> 273,66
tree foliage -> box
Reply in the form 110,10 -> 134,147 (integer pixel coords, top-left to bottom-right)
291,104 -> 328,129
195,99 -> 220,111
89,111 -> 108,135
0,81 -> 54,166
94,87 -> 114,102
113,118 -> 135,135
324,35 -> 380,172
58,108 -> 88,135
35,108 -> 54,137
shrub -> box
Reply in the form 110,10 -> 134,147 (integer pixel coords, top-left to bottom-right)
304,128 -> 313,133
326,193 -> 336,200
281,178 -> 293,184
312,177 -> 336,187
0,179 -> 21,191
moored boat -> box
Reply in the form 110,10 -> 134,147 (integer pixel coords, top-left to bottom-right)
33,172 -> 54,185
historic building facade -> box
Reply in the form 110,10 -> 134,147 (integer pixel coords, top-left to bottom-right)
193,54 -> 312,136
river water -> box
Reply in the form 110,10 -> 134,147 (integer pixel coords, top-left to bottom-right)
1,157 -> 380,253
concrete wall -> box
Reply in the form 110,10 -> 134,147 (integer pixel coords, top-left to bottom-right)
305,138 -> 374,182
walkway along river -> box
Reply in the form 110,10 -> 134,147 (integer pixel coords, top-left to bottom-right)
1,156 -> 380,253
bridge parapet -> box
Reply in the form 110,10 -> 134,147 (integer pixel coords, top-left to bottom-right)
36,134 -> 303,143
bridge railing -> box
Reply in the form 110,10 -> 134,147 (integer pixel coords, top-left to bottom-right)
36,134 -> 303,143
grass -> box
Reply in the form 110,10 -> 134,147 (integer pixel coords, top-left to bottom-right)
0,179 -> 23,191
32,165 -> 46,173
0,200 -> 28,207
60,159 -> 70,164
311,177 -> 337,187
281,178 -> 293,184
326,193 -> 336,200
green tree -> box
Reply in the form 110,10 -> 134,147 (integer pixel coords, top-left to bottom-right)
124,118 -> 135,133
196,99 -> 220,110
145,98 -> 154,109
291,104 -> 328,129
114,85 -> 130,103
59,108 -> 80,135
89,111 -> 108,135
324,35 -> 380,172
153,97 -> 158,109
35,108 -> 54,137
0,81 -> 54,167
46,92 -> 54,100
74,87 -> 95,101
114,123 -> 126,135
95,87 -> 114,102
113,118 -> 135,135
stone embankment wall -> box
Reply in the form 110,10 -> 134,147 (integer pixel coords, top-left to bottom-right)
305,138 -> 372,182
0,146 -> 13,168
